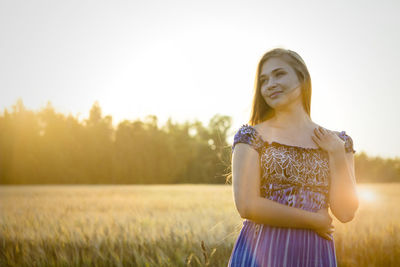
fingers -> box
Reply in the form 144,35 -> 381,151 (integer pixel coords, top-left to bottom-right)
315,224 -> 335,241
317,232 -> 333,241
315,126 -> 326,135
313,128 -> 322,140
313,127 -> 328,142
327,233 -> 333,240
317,231 -> 334,241
314,126 -> 333,139
318,126 -> 326,134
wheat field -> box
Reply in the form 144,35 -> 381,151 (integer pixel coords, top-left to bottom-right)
0,183 -> 399,267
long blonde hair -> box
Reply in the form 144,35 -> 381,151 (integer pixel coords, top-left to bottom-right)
225,48 -> 312,184
248,47 -> 312,126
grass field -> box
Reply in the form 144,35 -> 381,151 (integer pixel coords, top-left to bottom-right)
1,183 -> 399,266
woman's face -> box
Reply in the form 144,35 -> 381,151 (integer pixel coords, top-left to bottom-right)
260,57 -> 302,110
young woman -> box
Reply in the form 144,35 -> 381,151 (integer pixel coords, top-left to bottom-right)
228,48 -> 358,267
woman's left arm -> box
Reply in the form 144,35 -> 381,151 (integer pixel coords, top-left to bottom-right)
327,148 -> 359,223
312,126 -> 359,223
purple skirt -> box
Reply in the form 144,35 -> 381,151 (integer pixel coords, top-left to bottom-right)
227,186 -> 337,267
227,219 -> 337,267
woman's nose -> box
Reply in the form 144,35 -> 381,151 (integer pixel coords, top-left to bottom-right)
264,77 -> 276,89
267,82 -> 278,91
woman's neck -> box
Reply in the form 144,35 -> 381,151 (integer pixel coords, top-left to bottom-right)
267,109 -> 313,131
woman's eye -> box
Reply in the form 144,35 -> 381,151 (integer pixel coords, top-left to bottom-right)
261,72 -> 284,82
260,72 -> 284,84
276,72 -> 285,77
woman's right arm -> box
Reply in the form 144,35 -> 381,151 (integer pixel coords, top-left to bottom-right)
232,143 -> 326,230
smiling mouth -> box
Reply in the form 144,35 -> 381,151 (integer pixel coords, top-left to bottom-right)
269,91 -> 282,98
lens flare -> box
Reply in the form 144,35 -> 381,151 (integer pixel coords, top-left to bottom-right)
357,187 -> 377,202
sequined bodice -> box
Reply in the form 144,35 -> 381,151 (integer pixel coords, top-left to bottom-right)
232,124 -> 356,211
259,143 -> 330,195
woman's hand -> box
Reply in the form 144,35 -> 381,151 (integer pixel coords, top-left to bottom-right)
311,126 -> 345,154
312,207 -> 335,241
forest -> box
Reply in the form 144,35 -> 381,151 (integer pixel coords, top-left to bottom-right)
0,99 -> 399,184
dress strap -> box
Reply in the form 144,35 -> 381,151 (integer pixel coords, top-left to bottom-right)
231,124 -> 264,154
338,131 -> 356,153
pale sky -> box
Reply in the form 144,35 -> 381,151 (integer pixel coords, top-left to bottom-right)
1,0 -> 399,158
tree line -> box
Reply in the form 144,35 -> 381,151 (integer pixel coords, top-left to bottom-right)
0,99 -> 399,184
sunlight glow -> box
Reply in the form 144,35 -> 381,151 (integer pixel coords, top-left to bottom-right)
357,187 -> 377,202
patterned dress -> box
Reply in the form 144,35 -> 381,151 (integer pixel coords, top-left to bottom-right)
228,124 -> 356,267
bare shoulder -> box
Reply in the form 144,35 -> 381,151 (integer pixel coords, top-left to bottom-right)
253,121 -> 267,131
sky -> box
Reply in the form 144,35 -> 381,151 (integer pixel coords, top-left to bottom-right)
0,0 -> 399,158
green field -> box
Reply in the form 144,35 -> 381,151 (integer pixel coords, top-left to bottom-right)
1,184 -> 399,266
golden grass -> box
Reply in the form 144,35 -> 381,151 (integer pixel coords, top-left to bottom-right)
0,184 -> 399,266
